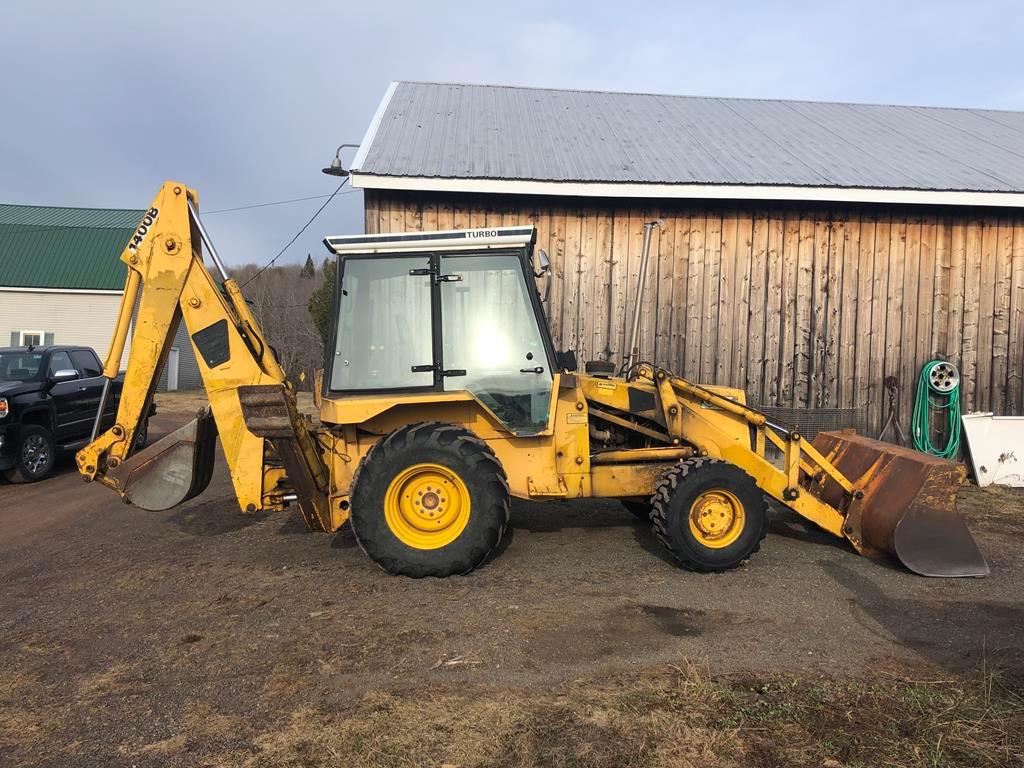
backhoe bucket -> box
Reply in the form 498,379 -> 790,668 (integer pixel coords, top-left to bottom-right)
806,431 -> 989,577
109,409 -> 218,511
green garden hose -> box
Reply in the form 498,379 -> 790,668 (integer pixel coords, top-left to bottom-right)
912,360 -> 961,459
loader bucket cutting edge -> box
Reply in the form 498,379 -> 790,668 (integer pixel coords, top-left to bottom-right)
109,409 -> 218,511
806,431 -> 989,578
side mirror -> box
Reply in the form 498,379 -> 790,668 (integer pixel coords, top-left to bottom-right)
534,249 -> 550,277
50,369 -> 78,383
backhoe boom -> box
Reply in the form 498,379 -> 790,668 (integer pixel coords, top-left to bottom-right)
77,182 -> 331,526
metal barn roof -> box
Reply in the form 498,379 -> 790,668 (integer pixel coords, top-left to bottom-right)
0,204 -> 142,291
350,81 -> 1024,207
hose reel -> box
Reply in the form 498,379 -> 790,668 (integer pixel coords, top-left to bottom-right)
926,361 -> 960,395
912,360 -> 962,459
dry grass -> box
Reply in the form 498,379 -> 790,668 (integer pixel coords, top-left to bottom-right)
0,670 -> 68,750
154,390 -> 316,417
154,389 -> 211,414
113,701 -> 245,763
76,662 -> 139,701
958,484 -> 1024,534
227,662 -> 1024,768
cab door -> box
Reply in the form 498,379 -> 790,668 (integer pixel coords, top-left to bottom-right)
46,350 -> 84,442
438,251 -> 554,435
328,254 -> 435,392
70,349 -> 108,434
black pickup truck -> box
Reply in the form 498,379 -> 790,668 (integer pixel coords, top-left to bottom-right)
0,346 -> 151,482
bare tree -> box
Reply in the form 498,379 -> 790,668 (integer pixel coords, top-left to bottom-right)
232,263 -> 326,390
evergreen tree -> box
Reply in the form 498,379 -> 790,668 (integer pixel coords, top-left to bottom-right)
301,254 -> 315,279
308,258 -> 337,347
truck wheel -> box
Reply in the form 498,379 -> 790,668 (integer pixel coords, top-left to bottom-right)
4,425 -> 56,483
650,457 -> 767,572
132,419 -> 149,452
350,422 -> 510,578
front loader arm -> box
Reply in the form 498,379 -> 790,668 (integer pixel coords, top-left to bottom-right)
77,182 -> 332,528
632,366 -> 852,538
623,365 -> 985,577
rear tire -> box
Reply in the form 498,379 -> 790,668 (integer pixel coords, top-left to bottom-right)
350,422 -> 510,577
3,424 -> 56,483
650,457 -> 767,572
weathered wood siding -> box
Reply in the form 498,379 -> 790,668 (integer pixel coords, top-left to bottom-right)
364,191 -> 1024,432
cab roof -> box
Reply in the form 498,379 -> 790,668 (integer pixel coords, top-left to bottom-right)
323,226 -> 535,255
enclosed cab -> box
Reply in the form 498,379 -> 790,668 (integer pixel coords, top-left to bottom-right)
323,227 -> 558,433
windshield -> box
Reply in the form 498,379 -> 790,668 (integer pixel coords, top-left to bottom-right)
0,352 -> 44,382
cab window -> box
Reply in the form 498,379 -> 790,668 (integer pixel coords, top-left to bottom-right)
330,255 -> 434,391
71,349 -> 102,377
48,351 -> 74,376
0,352 -> 43,382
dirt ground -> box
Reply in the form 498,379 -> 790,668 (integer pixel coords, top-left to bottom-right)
1,396 -> 1022,767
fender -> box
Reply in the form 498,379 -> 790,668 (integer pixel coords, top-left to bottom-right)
14,404 -> 55,433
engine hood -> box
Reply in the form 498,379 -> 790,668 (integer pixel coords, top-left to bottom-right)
0,380 -> 42,398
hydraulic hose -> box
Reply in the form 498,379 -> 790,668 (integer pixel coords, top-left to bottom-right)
912,360 -> 961,459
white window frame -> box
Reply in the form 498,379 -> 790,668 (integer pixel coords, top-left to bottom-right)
19,331 -> 44,347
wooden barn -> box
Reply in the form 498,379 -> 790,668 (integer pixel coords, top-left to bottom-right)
347,81 -> 1024,435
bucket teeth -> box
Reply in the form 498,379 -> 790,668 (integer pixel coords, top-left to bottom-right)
806,431 -> 989,578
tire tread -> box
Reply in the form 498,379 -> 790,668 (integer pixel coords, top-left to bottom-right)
2,424 -> 55,484
649,457 -> 767,572
350,422 -> 509,577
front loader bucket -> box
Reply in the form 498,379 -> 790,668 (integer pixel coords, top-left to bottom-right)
109,409 -> 218,511
806,431 -> 989,577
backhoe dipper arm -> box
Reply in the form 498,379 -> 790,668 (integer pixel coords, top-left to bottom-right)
76,182 -> 331,527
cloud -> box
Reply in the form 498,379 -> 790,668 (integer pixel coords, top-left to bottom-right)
3,1 -> 1022,267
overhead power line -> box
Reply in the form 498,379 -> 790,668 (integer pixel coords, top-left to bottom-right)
0,187 -> 360,235
240,177 -> 349,288
203,189 -> 359,215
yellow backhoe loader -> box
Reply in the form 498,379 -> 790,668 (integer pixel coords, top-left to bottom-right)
77,182 -> 989,578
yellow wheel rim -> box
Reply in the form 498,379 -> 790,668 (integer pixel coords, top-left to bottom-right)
384,463 -> 471,550
688,489 -> 745,549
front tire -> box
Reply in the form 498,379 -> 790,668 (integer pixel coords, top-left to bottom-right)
3,424 -> 56,483
650,457 -> 768,572
350,422 -> 510,577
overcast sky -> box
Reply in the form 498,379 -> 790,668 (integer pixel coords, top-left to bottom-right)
4,1 -> 1024,268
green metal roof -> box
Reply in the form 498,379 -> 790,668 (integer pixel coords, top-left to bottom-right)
0,203 -> 144,291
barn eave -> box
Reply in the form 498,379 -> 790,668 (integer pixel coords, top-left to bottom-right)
349,173 -> 1024,209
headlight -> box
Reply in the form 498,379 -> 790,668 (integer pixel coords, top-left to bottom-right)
0,397 -> 7,419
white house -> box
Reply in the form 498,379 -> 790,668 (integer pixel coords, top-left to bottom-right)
0,203 -> 200,390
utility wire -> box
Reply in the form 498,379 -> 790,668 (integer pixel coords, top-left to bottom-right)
203,189 -> 359,215
240,177 -> 349,288
0,187 -> 360,235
